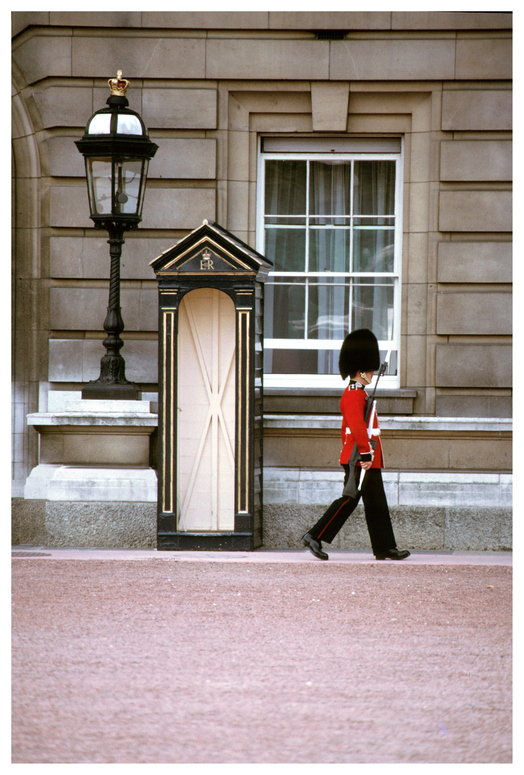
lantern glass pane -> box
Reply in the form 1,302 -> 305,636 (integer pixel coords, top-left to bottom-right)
88,114 -> 111,135
114,159 -> 144,215
137,159 -> 150,216
87,158 -> 112,215
116,114 -> 143,135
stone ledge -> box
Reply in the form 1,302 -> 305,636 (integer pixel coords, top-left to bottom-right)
27,412 -> 157,428
11,12 -> 513,38
24,464 -> 158,502
263,415 -> 512,433
26,400 -> 158,468
31,410 -> 511,433
264,389 -> 415,396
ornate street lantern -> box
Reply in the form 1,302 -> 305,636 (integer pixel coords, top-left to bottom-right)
75,71 -> 158,399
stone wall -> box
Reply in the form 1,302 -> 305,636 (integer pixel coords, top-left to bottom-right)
12,12 -> 512,548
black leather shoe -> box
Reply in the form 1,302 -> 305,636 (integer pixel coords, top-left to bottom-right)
302,533 -> 329,560
375,548 -> 411,561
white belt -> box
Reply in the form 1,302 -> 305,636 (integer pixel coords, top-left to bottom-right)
345,427 -> 380,436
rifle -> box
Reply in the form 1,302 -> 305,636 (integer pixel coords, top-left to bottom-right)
342,353 -> 390,499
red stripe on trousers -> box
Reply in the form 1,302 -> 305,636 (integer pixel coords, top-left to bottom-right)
317,497 -> 353,540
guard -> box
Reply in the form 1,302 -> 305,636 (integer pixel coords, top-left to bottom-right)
301,329 -> 411,561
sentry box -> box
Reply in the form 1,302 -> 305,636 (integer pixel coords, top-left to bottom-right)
150,221 -> 272,550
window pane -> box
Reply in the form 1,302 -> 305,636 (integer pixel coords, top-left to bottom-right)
308,281 -> 349,340
310,161 -> 351,219
353,216 -> 395,227
380,349 -> 398,377
354,161 -> 395,216
88,114 -> 111,135
264,281 -> 306,339
353,229 -> 395,273
310,216 -> 351,226
116,114 -> 143,135
264,227 -> 306,272
265,160 -> 306,215
265,216 -> 306,225
115,159 -> 143,214
309,228 -> 350,272
352,280 -> 394,340
264,348 -> 338,375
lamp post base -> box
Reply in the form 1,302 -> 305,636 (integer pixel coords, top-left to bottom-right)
82,381 -> 141,401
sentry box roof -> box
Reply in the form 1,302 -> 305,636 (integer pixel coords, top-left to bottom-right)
150,220 -> 273,280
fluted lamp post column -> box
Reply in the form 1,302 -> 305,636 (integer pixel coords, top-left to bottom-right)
75,71 -> 158,399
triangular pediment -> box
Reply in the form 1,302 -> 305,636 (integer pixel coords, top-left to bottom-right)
150,220 -> 273,277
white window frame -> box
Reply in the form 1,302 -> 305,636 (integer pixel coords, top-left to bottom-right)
256,138 -> 403,390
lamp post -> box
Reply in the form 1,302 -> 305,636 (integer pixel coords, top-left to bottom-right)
75,71 -> 158,399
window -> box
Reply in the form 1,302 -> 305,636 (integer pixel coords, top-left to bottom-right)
257,138 -> 402,388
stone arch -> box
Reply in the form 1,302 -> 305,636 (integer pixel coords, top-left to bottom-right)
11,77 -> 45,491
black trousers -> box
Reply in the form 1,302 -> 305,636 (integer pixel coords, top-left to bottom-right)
307,465 -> 397,555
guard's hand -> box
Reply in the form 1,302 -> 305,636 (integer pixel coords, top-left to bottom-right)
360,461 -> 373,470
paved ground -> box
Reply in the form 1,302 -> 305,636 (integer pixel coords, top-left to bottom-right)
12,548 -> 513,764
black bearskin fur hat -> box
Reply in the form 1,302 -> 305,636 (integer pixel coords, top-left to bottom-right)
339,328 -> 380,379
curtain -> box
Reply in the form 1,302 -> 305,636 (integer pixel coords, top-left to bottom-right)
353,161 -> 395,340
309,162 -> 351,372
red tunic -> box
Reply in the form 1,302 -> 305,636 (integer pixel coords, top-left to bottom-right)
339,383 -> 384,469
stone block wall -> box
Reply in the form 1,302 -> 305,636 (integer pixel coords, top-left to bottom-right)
12,12 -> 512,549
262,468 -> 512,552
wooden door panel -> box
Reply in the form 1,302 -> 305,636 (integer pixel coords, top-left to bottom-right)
177,289 -> 236,531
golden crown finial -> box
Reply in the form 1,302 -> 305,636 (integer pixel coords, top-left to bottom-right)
108,70 -> 130,97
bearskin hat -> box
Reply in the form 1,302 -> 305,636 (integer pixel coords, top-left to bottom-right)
338,328 -> 380,379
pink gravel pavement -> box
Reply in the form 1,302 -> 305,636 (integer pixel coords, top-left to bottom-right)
12,549 -> 512,764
